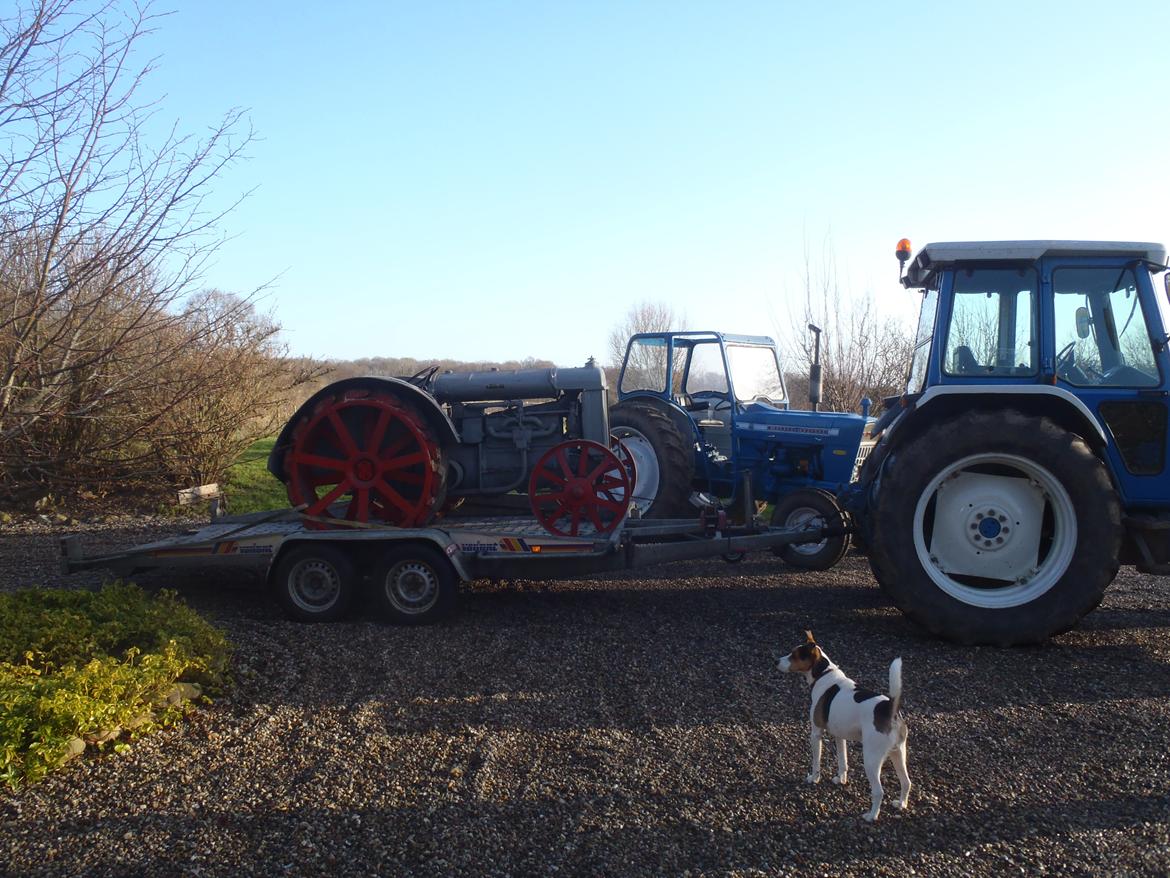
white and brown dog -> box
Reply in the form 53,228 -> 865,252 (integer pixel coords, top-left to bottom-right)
777,630 -> 911,822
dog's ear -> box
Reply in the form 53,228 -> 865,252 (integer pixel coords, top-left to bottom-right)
804,629 -> 816,644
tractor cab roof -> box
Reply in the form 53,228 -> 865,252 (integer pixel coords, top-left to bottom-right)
902,240 -> 1168,289
630,331 -> 777,348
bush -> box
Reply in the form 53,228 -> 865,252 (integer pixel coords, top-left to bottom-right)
0,583 -> 231,789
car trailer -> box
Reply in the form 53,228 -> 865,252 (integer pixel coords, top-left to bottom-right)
59,505 -> 835,625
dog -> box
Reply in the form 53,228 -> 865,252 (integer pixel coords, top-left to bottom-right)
777,630 -> 910,822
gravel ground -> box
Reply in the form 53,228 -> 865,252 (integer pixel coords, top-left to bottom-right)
1,517 -> 1169,877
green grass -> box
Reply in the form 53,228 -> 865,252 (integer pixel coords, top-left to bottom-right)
220,437 -> 289,515
0,583 -> 231,789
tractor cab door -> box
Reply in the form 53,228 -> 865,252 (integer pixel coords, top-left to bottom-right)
1048,258 -> 1170,506
679,339 -> 735,460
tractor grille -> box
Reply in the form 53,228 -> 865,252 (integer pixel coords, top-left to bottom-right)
852,440 -> 876,482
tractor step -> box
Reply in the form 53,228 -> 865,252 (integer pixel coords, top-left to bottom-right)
1125,515 -> 1170,576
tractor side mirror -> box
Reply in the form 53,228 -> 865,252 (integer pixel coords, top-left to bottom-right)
1075,306 -> 1092,339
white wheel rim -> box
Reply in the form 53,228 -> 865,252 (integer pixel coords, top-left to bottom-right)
609,427 -> 660,514
784,506 -> 828,556
385,560 -> 439,615
912,453 -> 1077,608
288,558 -> 341,613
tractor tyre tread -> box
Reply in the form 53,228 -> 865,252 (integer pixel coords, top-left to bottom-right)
609,401 -> 694,519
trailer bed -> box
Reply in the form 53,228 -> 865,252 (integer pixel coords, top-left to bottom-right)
59,507 -> 833,622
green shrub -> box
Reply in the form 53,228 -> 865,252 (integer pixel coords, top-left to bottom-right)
0,583 -> 231,789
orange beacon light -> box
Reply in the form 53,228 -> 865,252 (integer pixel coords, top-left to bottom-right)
896,238 -> 912,282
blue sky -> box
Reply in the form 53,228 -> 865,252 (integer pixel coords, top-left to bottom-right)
144,1 -> 1170,366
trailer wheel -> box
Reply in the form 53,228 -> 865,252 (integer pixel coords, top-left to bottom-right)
868,410 -> 1121,645
608,403 -> 694,518
272,544 -> 357,622
371,544 -> 459,625
770,488 -> 849,571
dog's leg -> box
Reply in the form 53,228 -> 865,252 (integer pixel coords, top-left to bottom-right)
832,737 -> 848,785
861,738 -> 890,822
806,726 -> 823,783
891,738 -> 911,810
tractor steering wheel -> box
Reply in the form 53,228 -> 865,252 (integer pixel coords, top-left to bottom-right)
1056,342 -> 1101,384
690,391 -> 732,412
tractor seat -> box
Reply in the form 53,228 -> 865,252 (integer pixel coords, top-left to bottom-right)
953,345 -> 979,374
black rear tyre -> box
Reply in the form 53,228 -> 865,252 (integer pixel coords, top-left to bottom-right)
868,410 -> 1121,645
608,402 -> 694,518
771,488 -> 850,571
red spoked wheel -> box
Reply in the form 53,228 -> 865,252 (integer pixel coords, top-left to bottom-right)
284,389 -> 446,529
528,439 -> 632,536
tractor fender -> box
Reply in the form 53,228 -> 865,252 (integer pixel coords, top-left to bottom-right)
268,376 -> 460,481
851,385 -> 1110,551
865,385 -> 1108,487
612,393 -> 702,445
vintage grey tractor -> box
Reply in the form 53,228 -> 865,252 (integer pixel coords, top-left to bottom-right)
268,362 -> 635,535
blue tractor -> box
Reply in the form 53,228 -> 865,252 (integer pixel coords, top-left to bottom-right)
851,239 -> 1170,645
609,330 -> 875,570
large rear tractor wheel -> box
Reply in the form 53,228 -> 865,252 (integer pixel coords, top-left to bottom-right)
771,488 -> 850,571
608,403 -> 694,518
283,388 -> 446,528
868,410 -> 1121,645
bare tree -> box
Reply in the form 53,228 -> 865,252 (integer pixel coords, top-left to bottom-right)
142,291 -> 320,485
606,300 -> 680,391
607,301 -> 679,367
779,235 -> 913,415
0,1 -> 266,493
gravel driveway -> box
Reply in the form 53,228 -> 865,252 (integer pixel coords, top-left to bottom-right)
2,518 -> 1169,877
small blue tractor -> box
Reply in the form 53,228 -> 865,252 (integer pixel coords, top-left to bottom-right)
608,330 -> 873,570
849,239 -> 1170,645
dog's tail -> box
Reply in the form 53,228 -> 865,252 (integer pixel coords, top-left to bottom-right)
888,658 -> 903,715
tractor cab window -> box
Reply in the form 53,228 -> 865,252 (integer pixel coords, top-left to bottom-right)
1053,267 -> 1160,387
620,337 -> 670,394
726,345 -> 785,403
942,267 -> 1038,378
684,342 -> 729,395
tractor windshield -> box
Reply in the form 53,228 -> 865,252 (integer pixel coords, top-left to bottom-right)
726,345 -> 785,403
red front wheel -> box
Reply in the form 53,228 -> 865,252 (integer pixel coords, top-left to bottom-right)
528,439 -> 631,536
